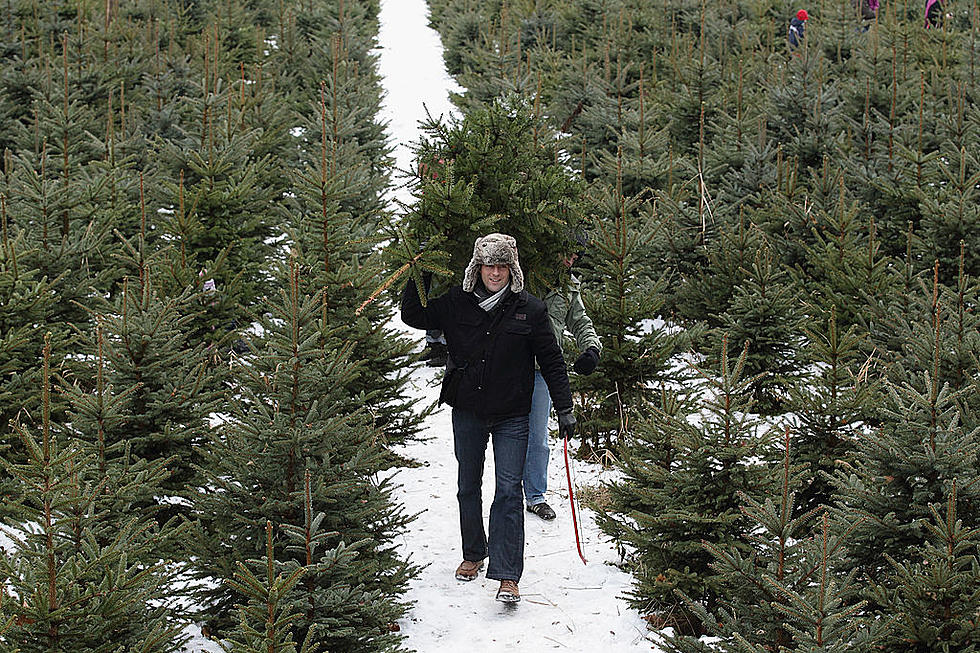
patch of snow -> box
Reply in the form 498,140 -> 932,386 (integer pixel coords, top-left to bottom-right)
181,623 -> 224,653
208,413 -> 232,428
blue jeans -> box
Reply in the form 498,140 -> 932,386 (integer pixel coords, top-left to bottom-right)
452,408 -> 529,582
523,371 -> 551,506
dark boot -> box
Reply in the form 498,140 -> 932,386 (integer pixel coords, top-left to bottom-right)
527,502 -> 556,521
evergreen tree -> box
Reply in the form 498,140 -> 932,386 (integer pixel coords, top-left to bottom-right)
917,146 -> 980,284
152,76 -> 279,349
401,93 -> 587,290
672,214 -> 758,327
69,239 -> 221,521
190,263 -> 415,650
1,146 -> 113,348
279,471 -> 408,653
0,336 -> 185,652
719,235 -> 806,412
0,199 -> 58,515
794,192 -> 894,336
869,482 -> 980,652
286,81 -> 423,449
665,431 -> 887,652
599,337 -> 773,635
577,177 -> 699,454
786,307 -> 877,515
223,521 -> 315,653
831,267 -> 980,587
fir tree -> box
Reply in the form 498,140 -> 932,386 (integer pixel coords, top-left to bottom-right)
665,431 -> 888,652
577,176 -> 699,454
279,471 -> 408,653
401,93 -> 587,290
223,521 -> 315,653
0,198 -> 58,515
869,482 -> 980,652
786,307 -> 877,515
917,146 -> 980,284
153,104 -> 277,350
97,242 -> 220,505
793,189 -> 894,336
672,214 -> 758,327
831,265 -> 980,586
286,80 -> 424,449
719,234 -> 806,412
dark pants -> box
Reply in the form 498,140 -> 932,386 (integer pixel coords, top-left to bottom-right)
452,408 -> 529,582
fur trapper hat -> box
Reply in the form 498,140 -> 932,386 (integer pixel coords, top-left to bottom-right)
462,233 -> 524,293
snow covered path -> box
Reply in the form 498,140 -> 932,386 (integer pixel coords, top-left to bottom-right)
376,2 -> 662,650
377,0 -> 460,209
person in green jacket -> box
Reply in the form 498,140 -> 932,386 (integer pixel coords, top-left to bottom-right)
523,250 -> 601,521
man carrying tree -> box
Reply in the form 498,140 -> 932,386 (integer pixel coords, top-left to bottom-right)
401,232 -> 576,603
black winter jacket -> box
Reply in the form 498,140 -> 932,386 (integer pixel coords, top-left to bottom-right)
401,280 -> 573,419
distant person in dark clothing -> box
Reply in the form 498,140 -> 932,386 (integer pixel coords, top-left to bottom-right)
924,0 -> 947,27
788,9 -> 809,49
854,0 -> 879,20
853,0 -> 878,32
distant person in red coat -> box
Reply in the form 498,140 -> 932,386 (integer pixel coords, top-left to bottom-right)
788,9 -> 809,49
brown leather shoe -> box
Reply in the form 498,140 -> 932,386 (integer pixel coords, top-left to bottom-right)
454,560 -> 484,581
496,579 -> 520,603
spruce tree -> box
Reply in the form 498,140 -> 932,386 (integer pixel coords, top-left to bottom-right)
0,336 -> 185,652
154,130 -> 276,349
577,177 -> 699,454
793,191 -> 894,336
672,214 -> 758,327
286,79 -> 423,449
189,262 -> 414,650
223,521 -> 315,653
718,235 -> 806,412
0,199 -> 57,514
831,264 -> 980,587
71,239 -> 221,520
917,132 -> 980,285
869,482 -> 980,652
401,93 -> 587,289
665,432 -> 887,652
599,337 -> 773,635
786,307 -> 877,515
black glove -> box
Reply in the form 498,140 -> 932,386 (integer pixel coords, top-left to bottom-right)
573,346 -> 600,375
557,409 -> 577,440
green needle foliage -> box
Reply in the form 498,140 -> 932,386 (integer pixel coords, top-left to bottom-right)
870,483 -> 980,652
223,521 -> 316,653
395,93 -> 587,294
599,337 -> 773,635
0,336 -> 185,653
666,431 -> 888,652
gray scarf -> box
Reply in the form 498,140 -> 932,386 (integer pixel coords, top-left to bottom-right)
472,283 -> 509,312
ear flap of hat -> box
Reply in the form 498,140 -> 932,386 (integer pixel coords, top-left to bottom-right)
508,258 -> 524,293
462,258 -> 481,292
